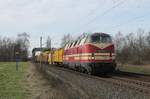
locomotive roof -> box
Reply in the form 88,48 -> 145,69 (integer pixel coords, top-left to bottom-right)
64,32 -> 110,45
91,32 -> 110,36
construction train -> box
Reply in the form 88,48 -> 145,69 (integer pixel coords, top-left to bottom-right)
33,33 -> 116,74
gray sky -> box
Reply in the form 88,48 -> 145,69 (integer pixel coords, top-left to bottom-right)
0,0 -> 150,52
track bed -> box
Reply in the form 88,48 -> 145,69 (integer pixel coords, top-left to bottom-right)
34,63 -> 150,99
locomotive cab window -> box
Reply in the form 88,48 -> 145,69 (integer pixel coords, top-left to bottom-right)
91,33 -> 112,43
100,35 -> 112,43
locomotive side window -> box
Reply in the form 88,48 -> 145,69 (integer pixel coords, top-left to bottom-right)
67,43 -> 71,48
76,39 -> 81,45
67,44 -> 70,48
66,44 -> 68,49
66,44 -> 70,49
64,44 -> 68,49
79,37 -> 87,45
73,40 -> 78,47
71,42 -> 75,48
68,43 -> 71,48
64,44 -> 67,49
85,35 -> 91,43
69,42 -> 73,48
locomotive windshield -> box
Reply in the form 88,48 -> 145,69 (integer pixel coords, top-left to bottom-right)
91,33 -> 112,43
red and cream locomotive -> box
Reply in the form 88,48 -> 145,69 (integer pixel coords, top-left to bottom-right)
63,33 -> 116,74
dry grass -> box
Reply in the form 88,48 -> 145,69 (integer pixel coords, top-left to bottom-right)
117,63 -> 150,75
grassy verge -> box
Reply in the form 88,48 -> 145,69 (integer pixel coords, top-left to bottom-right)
117,64 -> 150,75
0,62 -> 28,99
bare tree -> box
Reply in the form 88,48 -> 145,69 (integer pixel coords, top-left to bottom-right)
16,32 -> 30,61
146,32 -> 150,61
147,32 -> 150,47
0,33 -> 30,61
61,33 -> 72,47
17,32 -> 30,49
114,29 -> 150,64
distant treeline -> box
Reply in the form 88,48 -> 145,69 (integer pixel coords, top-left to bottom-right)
0,32 -> 30,61
115,29 -> 150,65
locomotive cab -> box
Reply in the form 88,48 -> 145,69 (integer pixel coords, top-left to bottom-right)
86,33 -> 116,74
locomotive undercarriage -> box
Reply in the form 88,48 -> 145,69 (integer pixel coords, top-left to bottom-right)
63,61 -> 116,75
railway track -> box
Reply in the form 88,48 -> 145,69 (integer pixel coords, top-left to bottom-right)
113,70 -> 150,82
107,77 -> 150,95
112,76 -> 150,88
35,63 -> 150,96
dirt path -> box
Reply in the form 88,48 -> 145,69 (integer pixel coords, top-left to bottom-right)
24,63 -> 83,99
24,63 -> 53,99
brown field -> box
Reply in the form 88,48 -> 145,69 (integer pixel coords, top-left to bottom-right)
117,63 -> 150,75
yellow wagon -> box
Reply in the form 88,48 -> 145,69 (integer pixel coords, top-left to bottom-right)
52,48 -> 64,64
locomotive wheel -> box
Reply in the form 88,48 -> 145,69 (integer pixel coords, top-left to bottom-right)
75,66 -> 79,71
81,67 -> 84,73
82,67 -> 92,75
76,66 -> 92,75
78,66 -> 82,72
84,69 -> 91,75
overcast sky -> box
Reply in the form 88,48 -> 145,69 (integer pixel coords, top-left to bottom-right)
0,0 -> 150,52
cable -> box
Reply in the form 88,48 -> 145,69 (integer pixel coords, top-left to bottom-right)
76,0 -> 126,33
81,3 -> 102,20
112,12 -> 150,28
91,12 -> 150,33
86,0 -> 125,26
